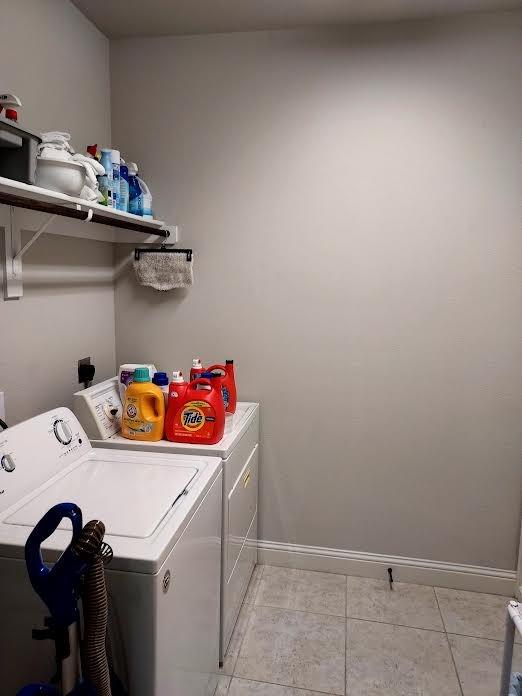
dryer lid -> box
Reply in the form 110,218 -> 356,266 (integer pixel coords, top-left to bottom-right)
6,454 -> 198,539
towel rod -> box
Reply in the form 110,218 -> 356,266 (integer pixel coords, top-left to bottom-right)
134,247 -> 193,261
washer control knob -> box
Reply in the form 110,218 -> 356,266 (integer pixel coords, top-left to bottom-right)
1,454 -> 16,472
53,419 -> 73,445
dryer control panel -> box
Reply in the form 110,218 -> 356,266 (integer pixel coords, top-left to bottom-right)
73,377 -> 122,441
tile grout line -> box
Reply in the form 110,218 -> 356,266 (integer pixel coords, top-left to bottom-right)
346,615 -> 448,634
446,632 -> 514,644
248,600 -> 448,633
433,586 -> 465,696
230,674 -> 345,696
248,600 -> 517,642
251,600 -> 347,618
230,565 -> 265,681
241,601 -> 350,623
251,563 -> 265,605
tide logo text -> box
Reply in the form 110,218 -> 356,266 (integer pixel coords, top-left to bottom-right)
181,406 -> 205,431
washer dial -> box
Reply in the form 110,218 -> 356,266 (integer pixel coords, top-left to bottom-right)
1,454 -> 15,472
53,419 -> 73,445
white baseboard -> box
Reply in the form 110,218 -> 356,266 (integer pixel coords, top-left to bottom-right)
258,540 -> 516,596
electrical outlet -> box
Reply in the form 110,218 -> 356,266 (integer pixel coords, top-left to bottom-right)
78,357 -> 91,377
78,357 -> 96,388
0,391 -> 5,423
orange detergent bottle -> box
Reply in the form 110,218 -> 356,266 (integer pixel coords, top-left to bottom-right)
207,359 -> 237,414
167,377 -> 225,445
122,366 -> 165,441
164,371 -> 188,441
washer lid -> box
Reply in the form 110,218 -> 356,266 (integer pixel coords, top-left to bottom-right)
6,455 -> 198,539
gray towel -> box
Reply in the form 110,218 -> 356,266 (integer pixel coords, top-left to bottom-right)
133,252 -> 193,291
510,672 -> 522,696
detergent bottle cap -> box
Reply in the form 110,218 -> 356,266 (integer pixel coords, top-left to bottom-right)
134,367 -> 151,383
226,359 -> 234,365
152,371 -> 169,387
192,358 -> 203,368
171,371 -> 185,383
128,162 -> 138,175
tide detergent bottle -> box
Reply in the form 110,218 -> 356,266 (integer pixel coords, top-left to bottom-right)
167,377 -> 225,445
122,367 -> 165,441
207,359 -> 237,414
164,371 -> 188,441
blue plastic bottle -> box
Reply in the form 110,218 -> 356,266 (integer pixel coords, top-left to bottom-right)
152,371 -> 169,409
128,162 -> 142,216
111,150 -> 121,210
119,164 -> 129,212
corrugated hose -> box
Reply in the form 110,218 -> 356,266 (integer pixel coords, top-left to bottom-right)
72,519 -> 113,696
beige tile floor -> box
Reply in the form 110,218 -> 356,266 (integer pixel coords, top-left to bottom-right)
216,564 -> 519,696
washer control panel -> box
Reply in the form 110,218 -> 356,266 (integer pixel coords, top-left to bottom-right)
73,378 -> 122,441
0,407 -> 89,512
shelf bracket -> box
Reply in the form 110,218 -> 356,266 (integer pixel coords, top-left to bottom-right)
2,205 -> 97,299
2,205 -> 22,299
13,212 -> 57,262
2,206 -> 55,299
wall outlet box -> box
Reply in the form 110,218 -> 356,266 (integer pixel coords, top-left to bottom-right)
0,391 -> 5,423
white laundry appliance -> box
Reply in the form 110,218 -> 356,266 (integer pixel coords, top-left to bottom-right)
0,407 -> 222,696
74,377 -> 259,661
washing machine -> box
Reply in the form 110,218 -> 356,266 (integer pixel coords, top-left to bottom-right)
74,377 -> 259,661
0,407 -> 222,696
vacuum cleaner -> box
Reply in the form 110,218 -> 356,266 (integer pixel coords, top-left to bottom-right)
17,502 -> 117,696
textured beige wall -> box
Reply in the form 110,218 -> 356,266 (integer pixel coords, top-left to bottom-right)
0,0 -> 116,423
111,12 -> 522,569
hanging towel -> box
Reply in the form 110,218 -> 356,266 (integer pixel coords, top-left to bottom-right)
510,673 -> 522,696
133,252 -> 193,291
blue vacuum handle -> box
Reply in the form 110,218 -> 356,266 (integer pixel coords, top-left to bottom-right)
17,682 -> 96,695
26,503 -> 83,575
17,685 -> 60,695
25,503 -> 87,628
